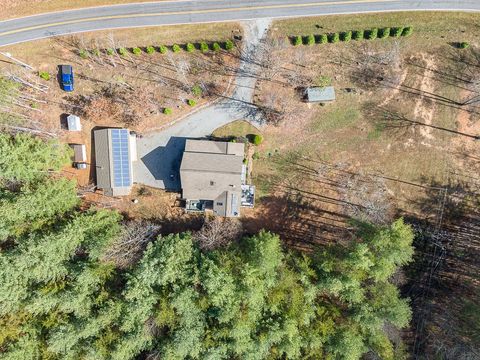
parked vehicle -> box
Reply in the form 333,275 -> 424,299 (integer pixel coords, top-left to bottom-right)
60,65 -> 74,91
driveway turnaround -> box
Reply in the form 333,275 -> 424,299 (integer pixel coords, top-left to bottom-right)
1,0 -> 480,46
133,19 -> 270,190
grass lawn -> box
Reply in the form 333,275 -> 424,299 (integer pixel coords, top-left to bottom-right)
212,120 -> 261,139
248,11 -> 480,241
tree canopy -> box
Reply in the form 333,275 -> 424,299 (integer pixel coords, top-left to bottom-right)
0,134 -> 415,360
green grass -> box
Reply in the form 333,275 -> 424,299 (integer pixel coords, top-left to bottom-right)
310,105 -> 360,132
212,120 -> 261,138
273,12 -> 480,52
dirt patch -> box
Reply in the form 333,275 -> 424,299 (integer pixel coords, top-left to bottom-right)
412,53 -> 437,140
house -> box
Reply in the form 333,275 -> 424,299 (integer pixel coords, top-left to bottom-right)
180,139 -> 255,217
67,115 -> 81,131
305,86 -> 336,103
94,128 -> 136,196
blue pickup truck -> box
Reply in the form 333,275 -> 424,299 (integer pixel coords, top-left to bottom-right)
61,65 -> 74,92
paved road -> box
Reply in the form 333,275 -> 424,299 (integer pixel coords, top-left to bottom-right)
1,0 -> 480,47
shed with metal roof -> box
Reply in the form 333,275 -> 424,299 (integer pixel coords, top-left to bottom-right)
306,86 -> 336,103
67,115 -> 81,131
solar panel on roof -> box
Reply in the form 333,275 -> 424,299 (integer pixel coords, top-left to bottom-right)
111,129 -> 131,187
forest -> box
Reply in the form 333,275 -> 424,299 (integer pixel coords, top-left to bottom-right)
0,133 -> 414,359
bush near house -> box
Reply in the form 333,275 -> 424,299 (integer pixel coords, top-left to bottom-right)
252,134 -> 263,145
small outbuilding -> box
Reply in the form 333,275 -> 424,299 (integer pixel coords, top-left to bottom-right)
306,86 -> 336,103
94,128 -> 134,197
67,115 -> 81,131
70,144 -> 87,162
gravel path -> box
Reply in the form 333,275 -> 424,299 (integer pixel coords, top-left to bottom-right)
133,19 -> 271,190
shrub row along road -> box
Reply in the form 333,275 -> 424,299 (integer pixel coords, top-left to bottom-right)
1,0 -> 480,46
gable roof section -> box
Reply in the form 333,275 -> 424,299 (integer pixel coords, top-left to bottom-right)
180,140 -> 244,214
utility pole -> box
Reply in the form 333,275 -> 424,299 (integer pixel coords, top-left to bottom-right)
0,51 -> 34,70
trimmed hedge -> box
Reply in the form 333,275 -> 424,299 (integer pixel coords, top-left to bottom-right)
305,34 -> 315,46
342,31 -> 352,42
318,34 -> 328,44
353,30 -> 364,40
38,71 -> 51,81
225,39 -> 235,51
252,134 -> 263,145
329,33 -> 340,43
402,26 -> 413,36
366,28 -> 378,40
290,25 -> 413,47
200,42 -> 209,53
186,43 -> 195,52
159,45 -> 168,54
391,27 -> 403,38
379,27 -> 390,39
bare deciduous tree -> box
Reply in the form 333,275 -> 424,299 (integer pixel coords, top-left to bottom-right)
103,220 -> 161,268
193,217 -> 243,250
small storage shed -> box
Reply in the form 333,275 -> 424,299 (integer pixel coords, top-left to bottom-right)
70,144 -> 87,162
306,86 -> 336,103
67,115 -> 81,131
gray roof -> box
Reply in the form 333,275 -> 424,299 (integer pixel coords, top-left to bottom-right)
180,140 -> 245,217
306,86 -> 336,102
94,128 -> 133,197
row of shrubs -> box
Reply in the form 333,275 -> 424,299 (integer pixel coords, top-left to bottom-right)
78,40 -> 235,58
292,26 -> 413,46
